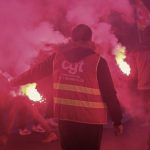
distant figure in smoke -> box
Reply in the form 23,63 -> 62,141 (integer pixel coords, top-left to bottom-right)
129,26 -> 150,150
11,24 -> 123,150
0,72 -> 12,144
7,95 -> 57,140
6,94 -> 58,143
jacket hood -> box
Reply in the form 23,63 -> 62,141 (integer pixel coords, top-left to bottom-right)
59,41 -> 96,62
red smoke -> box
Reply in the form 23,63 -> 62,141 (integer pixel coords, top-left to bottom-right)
0,0 -> 148,124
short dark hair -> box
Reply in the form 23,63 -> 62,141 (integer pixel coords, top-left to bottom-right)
71,24 -> 92,42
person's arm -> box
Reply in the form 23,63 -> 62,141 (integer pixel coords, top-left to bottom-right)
97,57 -> 122,126
11,53 -> 55,86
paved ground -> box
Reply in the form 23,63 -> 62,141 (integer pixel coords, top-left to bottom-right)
101,118 -> 149,150
0,118 -> 149,150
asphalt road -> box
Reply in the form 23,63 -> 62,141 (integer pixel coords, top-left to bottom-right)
0,118 -> 149,150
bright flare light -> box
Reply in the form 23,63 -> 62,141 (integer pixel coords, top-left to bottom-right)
114,44 -> 131,76
20,83 -> 43,102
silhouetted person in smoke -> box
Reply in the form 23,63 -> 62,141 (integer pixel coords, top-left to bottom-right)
11,24 -> 123,150
7,95 -> 57,139
0,72 -> 12,144
129,25 -> 150,150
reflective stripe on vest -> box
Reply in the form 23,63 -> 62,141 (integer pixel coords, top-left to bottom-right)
54,83 -> 101,95
54,97 -> 106,108
53,52 -> 107,124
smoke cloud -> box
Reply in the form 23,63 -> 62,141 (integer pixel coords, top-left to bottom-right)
0,0 -> 148,122
0,0 -> 135,75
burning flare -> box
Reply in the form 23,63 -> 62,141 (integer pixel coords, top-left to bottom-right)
20,83 -> 43,102
114,44 -> 131,76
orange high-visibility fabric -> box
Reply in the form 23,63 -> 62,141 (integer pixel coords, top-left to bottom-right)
53,52 -> 107,124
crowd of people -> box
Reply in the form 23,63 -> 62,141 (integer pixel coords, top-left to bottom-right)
0,23 -> 149,150
0,70 -> 58,145
2,24 -> 123,150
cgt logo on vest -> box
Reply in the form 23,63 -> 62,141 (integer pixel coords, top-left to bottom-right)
62,60 -> 84,75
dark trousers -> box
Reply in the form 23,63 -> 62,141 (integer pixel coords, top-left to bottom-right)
58,120 -> 103,150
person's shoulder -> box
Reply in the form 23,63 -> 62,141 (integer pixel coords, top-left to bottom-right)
99,56 -> 107,65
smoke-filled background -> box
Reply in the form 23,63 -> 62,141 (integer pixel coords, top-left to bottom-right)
0,0 -> 150,120
0,0 -> 135,74
0,0 -> 150,149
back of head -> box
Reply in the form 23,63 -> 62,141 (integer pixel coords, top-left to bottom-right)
71,24 -> 92,42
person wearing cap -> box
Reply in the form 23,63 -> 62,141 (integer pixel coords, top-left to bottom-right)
11,24 -> 123,150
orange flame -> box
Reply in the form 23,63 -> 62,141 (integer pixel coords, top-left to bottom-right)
20,83 -> 44,102
114,44 -> 131,76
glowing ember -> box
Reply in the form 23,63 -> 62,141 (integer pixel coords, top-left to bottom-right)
114,44 -> 131,76
20,83 -> 43,102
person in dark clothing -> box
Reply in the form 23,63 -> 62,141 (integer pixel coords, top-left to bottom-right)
128,26 -> 150,150
11,24 -> 123,150
0,72 -> 12,144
